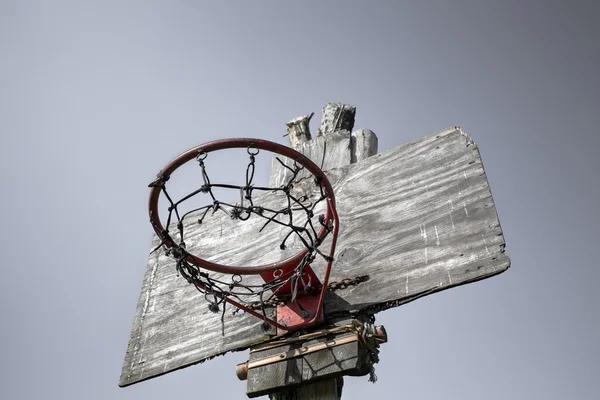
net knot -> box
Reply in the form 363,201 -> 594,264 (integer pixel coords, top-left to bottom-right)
231,207 -> 243,220
253,206 -> 264,216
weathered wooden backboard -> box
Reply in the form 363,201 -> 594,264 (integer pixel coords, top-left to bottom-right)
120,123 -> 510,387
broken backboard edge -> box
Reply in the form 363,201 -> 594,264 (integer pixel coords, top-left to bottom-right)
119,127 -> 510,387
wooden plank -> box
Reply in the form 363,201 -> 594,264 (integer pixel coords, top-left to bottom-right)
120,127 -> 509,387
119,254 -> 276,387
301,336 -> 365,382
322,127 -> 510,317
247,341 -> 304,398
350,129 -> 377,163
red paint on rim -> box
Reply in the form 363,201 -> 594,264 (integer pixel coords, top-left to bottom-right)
148,138 -> 337,276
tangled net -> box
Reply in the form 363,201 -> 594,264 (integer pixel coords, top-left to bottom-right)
148,143 -> 335,331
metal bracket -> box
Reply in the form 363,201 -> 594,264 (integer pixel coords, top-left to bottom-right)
276,296 -> 324,335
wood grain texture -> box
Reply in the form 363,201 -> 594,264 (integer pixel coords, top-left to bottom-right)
350,129 -> 378,163
320,127 -> 510,317
120,127 -> 510,387
247,342 -> 304,398
272,103 -> 365,187
270,130 -> 352,188
318,103 -> 356,135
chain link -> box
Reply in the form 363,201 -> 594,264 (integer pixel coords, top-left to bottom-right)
246,275 -> 369,310
326,275 -> 369,291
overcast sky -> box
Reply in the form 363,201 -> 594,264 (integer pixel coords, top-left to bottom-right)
1,1 -> 599,399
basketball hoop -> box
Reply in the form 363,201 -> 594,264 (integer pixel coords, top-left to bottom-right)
148,138 -> 339,332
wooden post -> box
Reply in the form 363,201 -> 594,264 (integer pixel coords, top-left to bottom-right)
270,377 -> 343,400
259,104 -> 374,399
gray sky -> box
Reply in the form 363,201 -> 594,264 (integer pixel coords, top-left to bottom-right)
1,1 -> 599,399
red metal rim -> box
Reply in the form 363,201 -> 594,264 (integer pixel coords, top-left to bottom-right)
148,138 -> 337,275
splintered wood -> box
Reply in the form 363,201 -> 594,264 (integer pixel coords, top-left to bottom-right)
120,126 -> 509,387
